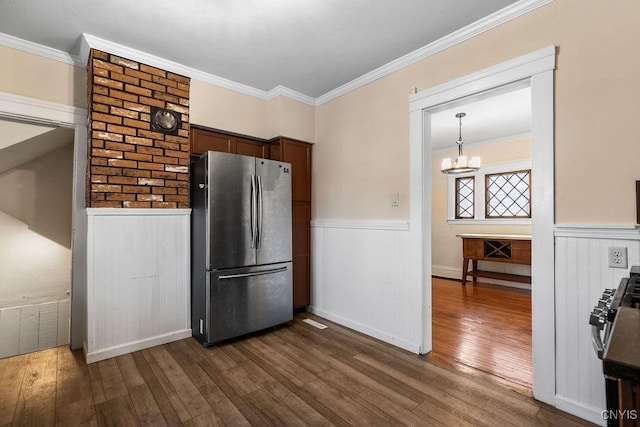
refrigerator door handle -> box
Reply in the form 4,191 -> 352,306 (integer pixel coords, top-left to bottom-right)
256,175 -> 263,248
219,266 -> 288,280
250,175 -> 257,249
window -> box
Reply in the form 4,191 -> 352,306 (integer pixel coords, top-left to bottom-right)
455,176 -> 474,219
485,170 -> 531,218
447,159 -> 532,224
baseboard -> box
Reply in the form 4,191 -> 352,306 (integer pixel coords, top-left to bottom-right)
307,306 -> 421,354
85,329 -> 192,364
555,395 -> 605,426
432,265 -> 531,290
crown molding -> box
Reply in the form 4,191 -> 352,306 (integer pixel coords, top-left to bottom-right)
0,32 -> 83,67
315,0 -> 554,106
0,0 -> 552,109
80,34 -> 268,99
266,85 -> 316,106
80,34 -> 317,107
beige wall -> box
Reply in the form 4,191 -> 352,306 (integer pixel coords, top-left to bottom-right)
0,45 -> 316,143
267,95 -> 316,142
431,137 -> 532,273
190,80 -> 316,142
189,79 -> 268,138
315,77 -> 410,220
2,0 -> 639,223
0,45 -> 86,108
315,0 -> 640,224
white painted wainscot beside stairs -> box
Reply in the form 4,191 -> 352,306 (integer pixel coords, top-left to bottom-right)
0,299 -> 70,358
554,224 -> 640,425
85,208 -> 191,363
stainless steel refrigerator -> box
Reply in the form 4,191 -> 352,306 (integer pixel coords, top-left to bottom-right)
191,151 -> 293,346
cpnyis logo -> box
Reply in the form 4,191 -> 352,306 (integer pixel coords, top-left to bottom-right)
601,409 -> 638,421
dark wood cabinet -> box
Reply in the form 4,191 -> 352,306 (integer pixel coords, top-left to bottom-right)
190,126 -> 267,158
292,202 -> 311,309
270,138 -> 312,309
270,138 -> 311,202
190,126 -> 313,310
191,127 -> 233,154
234,137 -> 268,158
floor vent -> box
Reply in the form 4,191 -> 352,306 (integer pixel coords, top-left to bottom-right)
302,318 -> 328,330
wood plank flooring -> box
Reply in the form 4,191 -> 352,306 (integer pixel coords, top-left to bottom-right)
0,313 -> 592,426
429,277 -> 533,388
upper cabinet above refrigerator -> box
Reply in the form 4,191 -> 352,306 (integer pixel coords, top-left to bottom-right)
190,126 -> 268,159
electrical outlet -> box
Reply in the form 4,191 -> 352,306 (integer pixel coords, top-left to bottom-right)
608,247 -> 628,269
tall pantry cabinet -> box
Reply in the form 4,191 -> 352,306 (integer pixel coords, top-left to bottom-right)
269,138 -> 312,309
190,126 -> 312,309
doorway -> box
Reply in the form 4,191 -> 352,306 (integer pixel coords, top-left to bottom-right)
408,46 -> 556,404
0,91 -> 88,353
0,118 -> 74,358
427,84 -> 533,387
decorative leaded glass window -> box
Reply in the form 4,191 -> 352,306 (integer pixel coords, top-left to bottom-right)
455,176 -> 474,219
485,170 -> 531,218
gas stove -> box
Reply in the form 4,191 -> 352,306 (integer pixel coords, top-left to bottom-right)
590,266 -> 640,426
590,279 -> 626,359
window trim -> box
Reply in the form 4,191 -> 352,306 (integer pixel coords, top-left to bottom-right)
446,158 -> 532,225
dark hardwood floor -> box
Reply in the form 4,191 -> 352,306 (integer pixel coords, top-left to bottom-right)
429,277 -> 533,388
0,313 -> 591,426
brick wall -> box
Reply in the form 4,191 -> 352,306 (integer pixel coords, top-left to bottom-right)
87,49 -> 190,208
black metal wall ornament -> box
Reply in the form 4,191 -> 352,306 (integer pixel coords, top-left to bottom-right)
150,107 -> 181,135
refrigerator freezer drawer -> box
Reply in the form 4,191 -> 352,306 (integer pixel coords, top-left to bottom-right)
202,262 -> 293,345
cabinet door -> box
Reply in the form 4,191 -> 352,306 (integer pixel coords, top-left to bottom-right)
293,256 -> 310,309
235,137 -> 268,158
282,139 -> 312,202
191,128 -> 232,155
292,202 -> 310,258
292,202 -> 311,308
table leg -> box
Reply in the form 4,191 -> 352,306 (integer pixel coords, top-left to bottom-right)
472,260 -> 478,285
462,258 -> 469,285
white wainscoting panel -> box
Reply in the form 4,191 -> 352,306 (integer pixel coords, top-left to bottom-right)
86,209 -> 191,363
310,220 -> 420,353
554,224 -> 640,425
0,299 -> 71,359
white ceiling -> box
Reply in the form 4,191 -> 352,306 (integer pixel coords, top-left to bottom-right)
0,1 -> 532,148
430,85 -> 532,151
0,0 -> 517,98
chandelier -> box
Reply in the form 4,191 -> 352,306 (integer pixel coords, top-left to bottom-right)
441,112 -> 481,174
